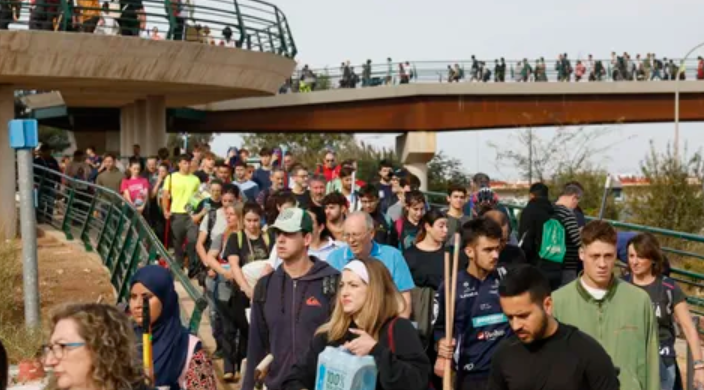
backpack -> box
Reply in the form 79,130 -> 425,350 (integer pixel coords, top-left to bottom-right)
253,271 -> 339,353
539,219 -> 566,263
395,218 -> 417,251
235,230 -> 272,261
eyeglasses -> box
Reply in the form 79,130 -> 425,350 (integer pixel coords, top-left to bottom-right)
41,342 -> 86,360
342,231 -> 369,241
325,159 -> 335,163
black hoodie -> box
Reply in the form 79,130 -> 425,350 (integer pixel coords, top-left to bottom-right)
242,258 -> 340,390
518,197 -> 554,266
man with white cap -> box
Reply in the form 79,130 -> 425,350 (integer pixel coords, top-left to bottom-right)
243,208 -> 340,390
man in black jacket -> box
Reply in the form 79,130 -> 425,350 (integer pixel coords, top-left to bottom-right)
518,183 -> 553,267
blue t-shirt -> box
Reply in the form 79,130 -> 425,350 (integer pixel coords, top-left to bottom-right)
326,241 -> 415,292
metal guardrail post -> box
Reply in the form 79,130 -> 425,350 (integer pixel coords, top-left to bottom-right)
283,17 -> 296,57
117,227 -> 145,302
61,189 -> 76,240
246,34 -> 252,50
105,205 -> 128,271
79,196 -> 97,252
111,215 -> 135,281
96,205 -> 114,256
232,0 -> 246,48
275,11 -> 288,55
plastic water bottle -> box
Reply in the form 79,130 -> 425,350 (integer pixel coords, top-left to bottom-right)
315,346 -> 377,390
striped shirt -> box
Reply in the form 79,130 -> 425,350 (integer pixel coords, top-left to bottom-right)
553,204 -> 582,270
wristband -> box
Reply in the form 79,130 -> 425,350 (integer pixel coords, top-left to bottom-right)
694,359 -> 704,366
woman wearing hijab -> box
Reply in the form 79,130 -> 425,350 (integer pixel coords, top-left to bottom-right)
129,266 -> 217,390
282,258 -> 430,390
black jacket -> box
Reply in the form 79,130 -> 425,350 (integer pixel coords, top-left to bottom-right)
242,259 -> 340,390
518,197 -> 554,266
282,317 -> 430,390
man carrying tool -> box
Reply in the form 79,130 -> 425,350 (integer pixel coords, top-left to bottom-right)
434,217 -> 511,390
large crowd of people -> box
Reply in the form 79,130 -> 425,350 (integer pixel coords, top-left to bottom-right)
0,0 -> 242,46
9,141 -> 703,390
286,53 -> 704,93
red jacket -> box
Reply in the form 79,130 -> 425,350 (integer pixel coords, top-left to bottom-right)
315,165 -> 341,182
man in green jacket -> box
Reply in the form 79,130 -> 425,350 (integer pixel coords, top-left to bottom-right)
552,220 -> 659,390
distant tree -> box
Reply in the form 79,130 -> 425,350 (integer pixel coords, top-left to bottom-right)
242,133 -> 355,169
39,126 -> 71,153
626,143 -> 704,234
489,126 -> 630,183
336,141 -> 398,183
427,151 -> 471,193
167,133 -> 214,153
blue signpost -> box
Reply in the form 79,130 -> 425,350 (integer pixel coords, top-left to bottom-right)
9,119 -> 40,328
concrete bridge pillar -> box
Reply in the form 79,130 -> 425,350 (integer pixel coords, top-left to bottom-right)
396,131 -> 437,192
0,86 -> 16,240
144,96 -> 167,156
133,99 -> 148,155
120,103 -> 136,163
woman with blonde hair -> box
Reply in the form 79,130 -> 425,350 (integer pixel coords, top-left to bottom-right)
42,303 -> 147,390
282,258 -> 430,390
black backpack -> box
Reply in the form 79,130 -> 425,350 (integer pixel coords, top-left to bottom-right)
253,270 -> 339,352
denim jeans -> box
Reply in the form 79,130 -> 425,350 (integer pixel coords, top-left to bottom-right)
660,358 -> 676,390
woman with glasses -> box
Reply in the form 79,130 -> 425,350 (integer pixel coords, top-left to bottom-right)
129,266 -> 216,390
42,303 -> 147,390
282,258 -> 430,390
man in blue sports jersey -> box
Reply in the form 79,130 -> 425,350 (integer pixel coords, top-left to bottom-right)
434,217 -> 511,390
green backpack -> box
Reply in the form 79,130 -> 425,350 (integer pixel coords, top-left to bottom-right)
539,219 -> 566,263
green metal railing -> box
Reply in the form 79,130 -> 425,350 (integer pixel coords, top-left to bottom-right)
424,191 -> 704,311
289,57 -> 698,92
33,164 -> 207,333
0,0 -> 297,57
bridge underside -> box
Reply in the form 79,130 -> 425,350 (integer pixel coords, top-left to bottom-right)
176,92 -> 704,133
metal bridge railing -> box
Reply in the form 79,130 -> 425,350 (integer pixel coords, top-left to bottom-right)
0,0 -> 297,57
424,191 -> 704,313
290,57 -> 700,92
33,164 -> 207,333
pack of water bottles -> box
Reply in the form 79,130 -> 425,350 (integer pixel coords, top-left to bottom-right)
315,346 -> 378,390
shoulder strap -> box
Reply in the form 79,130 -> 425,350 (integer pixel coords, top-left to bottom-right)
253,274 -> 273,353
395,218 -> 404,239
387,317 -> 399,353
237,230 -> 243,248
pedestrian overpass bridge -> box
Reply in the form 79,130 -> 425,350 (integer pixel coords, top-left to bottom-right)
178,80 -> 704,133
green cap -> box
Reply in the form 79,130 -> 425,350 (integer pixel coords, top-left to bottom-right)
270,208 -> 313,234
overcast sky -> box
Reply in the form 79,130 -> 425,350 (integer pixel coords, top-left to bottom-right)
214,0 -> 704,180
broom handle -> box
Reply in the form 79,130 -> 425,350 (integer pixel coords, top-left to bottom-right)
443,250 -> 452,390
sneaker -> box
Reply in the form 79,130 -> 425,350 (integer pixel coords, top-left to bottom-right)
223,373 -> 234,382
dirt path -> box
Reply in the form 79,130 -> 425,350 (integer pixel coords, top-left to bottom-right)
35,228 -> 116,313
